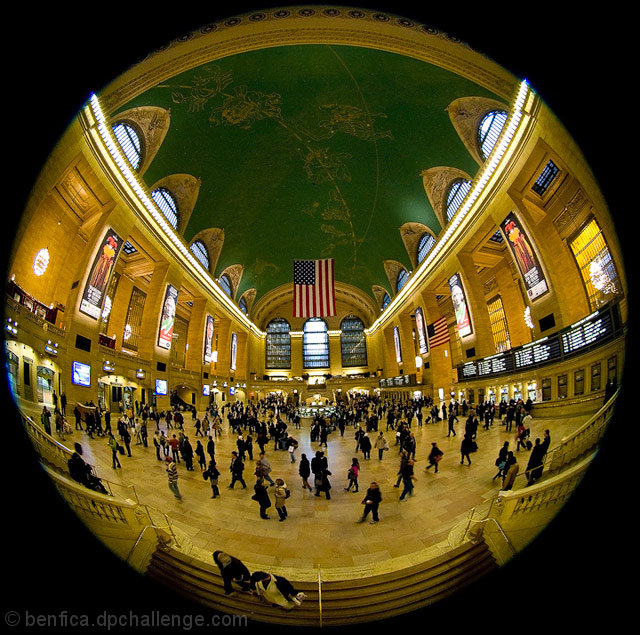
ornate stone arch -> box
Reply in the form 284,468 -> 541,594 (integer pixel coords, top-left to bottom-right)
189,228 -> 225,275
446,96 -> 510,165
148,174 -> 201,236
218,264 -> 244,300
399,222 -> 438,269
383,260 -> 410,295
238,288 -> 256,315
112,106 -> 170,177
371,285 -> 390,310
421,166 -> 473,229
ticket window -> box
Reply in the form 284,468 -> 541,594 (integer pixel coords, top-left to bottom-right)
527,383 -> 537,402
558,374 -> 568,399
607,356 -> 618,385
591,363 -> 601,392
574,370 -> 585,396
541,377 -> 552,401
513,385 -> 522,401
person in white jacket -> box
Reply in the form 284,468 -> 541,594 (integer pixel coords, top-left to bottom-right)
250,571 -> 306,610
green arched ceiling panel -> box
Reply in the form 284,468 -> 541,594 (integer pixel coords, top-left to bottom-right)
116,44 -> 500,303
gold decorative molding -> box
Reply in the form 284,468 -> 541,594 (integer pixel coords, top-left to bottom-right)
420,166 -> 472,230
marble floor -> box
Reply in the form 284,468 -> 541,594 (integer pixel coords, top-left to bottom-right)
23,400 -> 591,576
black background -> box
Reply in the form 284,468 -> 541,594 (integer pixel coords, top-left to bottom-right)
3,2 -> 632,633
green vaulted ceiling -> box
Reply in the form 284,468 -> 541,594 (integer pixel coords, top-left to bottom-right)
115,44 -> 501,305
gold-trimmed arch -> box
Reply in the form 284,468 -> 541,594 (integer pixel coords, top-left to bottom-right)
148,174 -> 201,236
399,222 -> 438,269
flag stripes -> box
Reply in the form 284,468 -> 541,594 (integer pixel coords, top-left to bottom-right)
293,259 -> 336,318
427,316 -> 450,347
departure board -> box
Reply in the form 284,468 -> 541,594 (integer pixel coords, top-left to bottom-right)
514,336 -> 562,369
561,310 -> 614,355
477,353 -> 514,376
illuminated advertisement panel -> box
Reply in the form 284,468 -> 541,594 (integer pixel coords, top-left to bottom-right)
415,306 -> 429,355
79,228 -> 123,319
230,332 -> 237,372
393,326 -> 402,364
158,284 -> 179,350
448,273 -> 473,337
203,315 -> 215,363
72,361 -> 91,387
501,212 -> 549,301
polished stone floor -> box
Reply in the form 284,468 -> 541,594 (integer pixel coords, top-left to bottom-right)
23,399 -> 590,575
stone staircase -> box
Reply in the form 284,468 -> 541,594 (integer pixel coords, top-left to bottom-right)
145,539 -> 497,626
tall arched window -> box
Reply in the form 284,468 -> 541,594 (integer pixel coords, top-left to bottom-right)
112,122 -> 142,171
396,269 -> 409,292
303,318 -> 329,368
150,187 -> 179,229
445,178 -> 472,221
417,233 -> 436,264
478,110 -> 508,160
381,292 -> 391,310
341,316 -> 367,367
218,274 -> 232,297
190,240 -> 210,270
238,297 -> 248,315
266,318 -> 291,369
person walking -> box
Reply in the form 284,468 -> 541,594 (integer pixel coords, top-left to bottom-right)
298,453 -> 312,491
107,433 -> 121,469
274,478 -> 289,521
195,440 -> 207,470
460,433 -> 474,466
398,459 -> 416,501
252,477 -> 272,519
203,460 -> 221,498
344,457 -> 360,492
447,411 -> 458,437
360,432 -> 372,460
228,452 -> 247,489
255,452 -> 275,486
166,456 -> 182,499
493,442 -> 510,480
425,442 -> 443,473
502,451 -> 519,490
357,482 -> 382,524
526,438 -> 546,485
374,431 -> 389,460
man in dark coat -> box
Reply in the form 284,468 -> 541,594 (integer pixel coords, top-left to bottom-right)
213,551 -> 252,594
526,438 -> 546,485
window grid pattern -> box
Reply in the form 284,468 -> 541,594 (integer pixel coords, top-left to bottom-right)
266,319 -> 291,369
112,123 -> 142,171
340,316 -> 367,367
446,179 -> 472,221
218,274 -> 232,297
190,240 -> 210,270
417,233 -> 436,264
569,219 -> 621,310
381,293 -> 391,310
151,188 -> 179,229
396,269 -> 409,292
238,297 -> 248,315
170,315 -> 189,366
303,318 -> 329,369
478,110 -> 508,159
487,295 -> 511,353
531,160 -> 560,196
122,287 -> 147,351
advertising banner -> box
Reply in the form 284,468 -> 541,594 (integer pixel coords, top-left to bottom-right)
158,284 -> 179,350
415,306 -> 429,354
448,273 -> 473,337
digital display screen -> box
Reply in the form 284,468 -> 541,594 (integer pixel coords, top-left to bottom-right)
562,310 -> 614,355
155,379 -> 167,395
514,336 -> 562,369
72,361 -> 91,387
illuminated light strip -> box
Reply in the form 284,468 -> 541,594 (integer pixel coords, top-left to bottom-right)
366,79 -> 531,336
86,93 -> 265,338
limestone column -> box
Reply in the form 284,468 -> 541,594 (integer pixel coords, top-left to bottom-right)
420,290 -> 454,400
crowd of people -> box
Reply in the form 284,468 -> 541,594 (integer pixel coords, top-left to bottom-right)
45,390 -> 556,611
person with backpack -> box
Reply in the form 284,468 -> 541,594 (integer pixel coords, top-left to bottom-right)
274,478 -> 290,521
203,460 -> 221,498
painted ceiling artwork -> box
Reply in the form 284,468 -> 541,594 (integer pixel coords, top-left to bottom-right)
115,44 -> 501,305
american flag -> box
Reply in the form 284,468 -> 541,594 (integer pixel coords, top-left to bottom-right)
427,316 -> 450,348
293,259 -> 336,318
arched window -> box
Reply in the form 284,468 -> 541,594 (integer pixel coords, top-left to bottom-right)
112,122 -> 142,171
381,292 -> 391,310
218,274 -> 232,297
238,296 -> 248,315
396,269 -> 409,292
151,187 -> 179,229
417,233 -> 436,264
266,318 -> 290,369
445,178 -> 472,221
340,316 -> 367,367
478,110 -> 508,160
303,318 -> 329,369
190,240 -> 210,270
